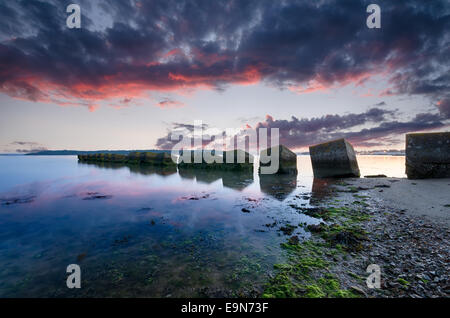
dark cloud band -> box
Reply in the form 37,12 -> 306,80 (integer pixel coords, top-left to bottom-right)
0,0 -> 448,110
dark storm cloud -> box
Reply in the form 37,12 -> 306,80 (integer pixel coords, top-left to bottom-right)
15,147 -> 48,153
6,141 -> 48,153
254,109 -> 448,148
0,0 -> 448,108
11,141 -> 42,147
155,107 -> 447,150
155,122 -> 212,149
437,99 -> 450,119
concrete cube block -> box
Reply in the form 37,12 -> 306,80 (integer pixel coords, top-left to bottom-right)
259,145 -> 297,174
309,138 -> 360,178
406,132 -> 450,179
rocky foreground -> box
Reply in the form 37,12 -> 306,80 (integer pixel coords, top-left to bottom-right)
263,177 -> 450,298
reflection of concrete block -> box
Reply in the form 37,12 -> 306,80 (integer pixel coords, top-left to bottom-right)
406,132 -> 450,179
309,139 -> 360,178
259,173 -> 297,200
259,145 -> 297,174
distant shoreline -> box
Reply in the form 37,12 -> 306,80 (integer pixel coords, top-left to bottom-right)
0,150 -> 172,156
0,151 -> 406,156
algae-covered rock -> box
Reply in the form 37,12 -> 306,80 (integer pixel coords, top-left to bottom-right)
110,154 -> 127,163
177,150 -> 209,168
223,149 -> 254,164
406,132 -> 450,179
309,139 -> 360,178
222,149 -> 253,171
77,151 -> 175,166
259,145 -> 297,174
127,152 -> 142,164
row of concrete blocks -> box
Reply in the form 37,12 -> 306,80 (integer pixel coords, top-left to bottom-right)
175,132 -> 449,179
307,132 -> 450,179
78,132 -> 449,179
78,152 -> 176,166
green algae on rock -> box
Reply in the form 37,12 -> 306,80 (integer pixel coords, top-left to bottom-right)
78,152 -> 176,166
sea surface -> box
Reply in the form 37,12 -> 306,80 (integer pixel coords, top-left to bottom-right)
0,155 -> 405,297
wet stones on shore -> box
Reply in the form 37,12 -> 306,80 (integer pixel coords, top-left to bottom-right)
263,179 -> 449,298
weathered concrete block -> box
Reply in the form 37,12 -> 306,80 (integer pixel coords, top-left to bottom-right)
222,149 -> 254,171
178,149 -> 253,171
406,132 -> 450,179
110,154 -> 127,163
223,149 -> 254,164
78,152 -> 174,166
259,145 -> 297,174
309,139 -> 360,178
139,152 -> 175,166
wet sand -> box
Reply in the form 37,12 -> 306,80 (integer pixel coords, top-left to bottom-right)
342,178 -> 450,228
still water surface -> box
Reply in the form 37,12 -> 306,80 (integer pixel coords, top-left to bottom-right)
0,155 -> 405,297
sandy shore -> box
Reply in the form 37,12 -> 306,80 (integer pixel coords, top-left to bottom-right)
265,176 -> 449,298
325,177 -> 450,297
343,177 -> 450,228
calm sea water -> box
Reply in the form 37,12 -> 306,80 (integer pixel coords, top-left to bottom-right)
0,155 -> 405,297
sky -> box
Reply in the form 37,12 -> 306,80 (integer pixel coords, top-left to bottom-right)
0,0 -> 449,153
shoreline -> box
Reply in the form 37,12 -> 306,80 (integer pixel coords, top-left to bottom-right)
264,177 -> 450,298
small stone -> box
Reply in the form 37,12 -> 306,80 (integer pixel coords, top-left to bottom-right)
76,253 -> 87,262
350,286 -> 367,296
288,235 -> 300,245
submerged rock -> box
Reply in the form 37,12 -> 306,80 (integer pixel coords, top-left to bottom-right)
307,223 -> 328,233
405,132 -> 450,179
128,152 -> 176,166
0,195 -> 36,206
364,174 -> 387,178
309,138 -> 360,178
259,145 -> 297,174
82,192 -> 113,200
